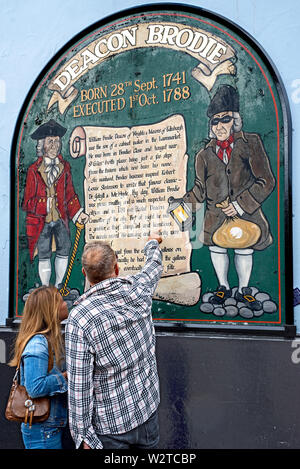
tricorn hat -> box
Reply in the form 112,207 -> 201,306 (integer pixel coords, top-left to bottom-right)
207,85 -> 239,118
31,119 -> 67,140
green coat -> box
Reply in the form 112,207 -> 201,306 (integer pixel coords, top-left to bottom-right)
183,131 -> 276,250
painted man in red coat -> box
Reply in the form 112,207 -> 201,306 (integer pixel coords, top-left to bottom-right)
23,119 -> 88,287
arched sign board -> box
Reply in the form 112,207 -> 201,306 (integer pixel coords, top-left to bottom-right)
9,4 -> 294,335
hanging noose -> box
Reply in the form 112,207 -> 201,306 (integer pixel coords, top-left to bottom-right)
60,221 -> 84,297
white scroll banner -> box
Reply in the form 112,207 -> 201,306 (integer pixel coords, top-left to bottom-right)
69,114 -> 201,305
49,21 -> 236,113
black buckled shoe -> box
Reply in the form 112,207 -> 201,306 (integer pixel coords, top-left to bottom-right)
209,285 -> 232,305
235,287 -> 262,311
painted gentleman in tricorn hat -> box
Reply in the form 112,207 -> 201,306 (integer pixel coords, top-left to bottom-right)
181,84 -> 276,310
22,119 -> 88,288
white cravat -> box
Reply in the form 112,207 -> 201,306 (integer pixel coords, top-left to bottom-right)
44,156 -> 60,186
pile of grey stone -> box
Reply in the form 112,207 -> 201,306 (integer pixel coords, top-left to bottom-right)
200,286 -> 277,319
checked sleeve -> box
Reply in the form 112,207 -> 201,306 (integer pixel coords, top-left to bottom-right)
135,239 -> 163,295
65,316 -> 103,449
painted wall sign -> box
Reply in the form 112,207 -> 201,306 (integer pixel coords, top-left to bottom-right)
10,4 -> 293,332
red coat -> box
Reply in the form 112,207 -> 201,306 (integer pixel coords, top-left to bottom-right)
22,154 -> 82,261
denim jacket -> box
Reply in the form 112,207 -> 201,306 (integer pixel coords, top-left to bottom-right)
20,334 -> 68,428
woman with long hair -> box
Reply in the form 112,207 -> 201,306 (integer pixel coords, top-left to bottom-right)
9,285 -> 69,449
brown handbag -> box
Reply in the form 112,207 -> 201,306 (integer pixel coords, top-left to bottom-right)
5,335 -> 53,428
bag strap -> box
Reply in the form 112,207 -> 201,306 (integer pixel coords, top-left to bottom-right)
44,335 -> 54,372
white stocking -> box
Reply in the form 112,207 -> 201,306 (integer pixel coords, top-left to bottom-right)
209,246 -> 230,289
38,259 -> 51,286
54,255 -> 69,288
234,249 -> 253,293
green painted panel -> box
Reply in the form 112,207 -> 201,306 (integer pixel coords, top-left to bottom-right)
11,5 -> 292,330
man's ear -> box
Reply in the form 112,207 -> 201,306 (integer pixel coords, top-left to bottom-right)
114,263 -> 119,277
82,267 -> 86,277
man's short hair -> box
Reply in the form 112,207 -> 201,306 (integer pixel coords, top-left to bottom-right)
82,241 -> 117,284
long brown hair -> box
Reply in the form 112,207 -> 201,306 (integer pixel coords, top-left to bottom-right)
9,285 -> 64,367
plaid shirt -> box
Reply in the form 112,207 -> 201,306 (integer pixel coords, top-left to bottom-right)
65,240 -> 162,449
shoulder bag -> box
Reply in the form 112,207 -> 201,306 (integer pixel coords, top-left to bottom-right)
5,334 -> 53,428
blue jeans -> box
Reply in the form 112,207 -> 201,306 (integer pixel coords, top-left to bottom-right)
96,411 -> 159,449
21,423 -> 63,449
